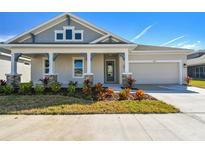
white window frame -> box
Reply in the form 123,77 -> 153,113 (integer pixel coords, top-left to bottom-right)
54,26 -> 84,42
54,30 -> 64,41
42,57 -> 55,75
72,57 -> 84,78
74,30 -> 83,41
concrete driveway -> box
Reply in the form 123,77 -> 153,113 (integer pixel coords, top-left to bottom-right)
146,85 -> 205,113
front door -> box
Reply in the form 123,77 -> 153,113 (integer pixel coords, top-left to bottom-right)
105,60 -> 116,83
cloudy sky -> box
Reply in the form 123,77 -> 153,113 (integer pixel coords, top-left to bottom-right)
0,12 -> 204,50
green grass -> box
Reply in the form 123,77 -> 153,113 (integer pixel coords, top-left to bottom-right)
0,95 -> 179,114
190,80 -> 205,88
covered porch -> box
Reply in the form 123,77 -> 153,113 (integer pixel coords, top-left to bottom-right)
4,44 -> 135,87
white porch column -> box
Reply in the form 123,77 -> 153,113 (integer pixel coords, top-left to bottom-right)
87,52 -> 92,74
49,52 -> 54,75
124,51 -> 129,73
11,53 -> 17,75
84,52 -> 94,85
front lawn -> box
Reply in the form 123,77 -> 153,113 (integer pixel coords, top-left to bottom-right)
190,80 -> 205,89
0,95 -> 179,114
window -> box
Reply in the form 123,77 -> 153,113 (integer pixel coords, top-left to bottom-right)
75,33 -> 82,40
66,29 -> 72,40
44,59 -> 49,74
55,26 -> 83,42
56,33 -> 63,40
73,58 -> 84,78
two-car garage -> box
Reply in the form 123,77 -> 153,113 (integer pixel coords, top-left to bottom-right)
129,60 -> 182,84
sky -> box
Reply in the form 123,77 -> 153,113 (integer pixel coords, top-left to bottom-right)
0,12 -> 204,50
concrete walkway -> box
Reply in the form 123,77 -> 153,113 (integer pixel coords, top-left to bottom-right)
1,114 -> 205,141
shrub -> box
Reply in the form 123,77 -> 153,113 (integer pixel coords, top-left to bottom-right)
2,85 -> 14,95
0,80 -> 7,93
105,88 -> 114,97
135,90 -> 145,101
50,82 -> 61,93
93,83 -> 105,101
126,75 -> 136,88
0,80 -> 7,86
82,79 -> 92,96
185,76 -> 192,85
19,82 -> 33,94
39,77 -> 49,87
119,88 -> 131,100
68,81 -> 78,96
34,84 -> 45,94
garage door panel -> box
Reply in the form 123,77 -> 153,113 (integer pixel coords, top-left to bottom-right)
130,63 -> 179,84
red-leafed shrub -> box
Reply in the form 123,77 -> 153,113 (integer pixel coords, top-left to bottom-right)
135,90 -> 145,101
119,88 -> 131,100
39,77 -> 49,87
126,75 -> 136,88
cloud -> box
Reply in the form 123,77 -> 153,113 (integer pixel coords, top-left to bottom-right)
131,24 -> 154,42
161,36 -> 185,46
180,41 -> 201,49
0,35 -> 16,42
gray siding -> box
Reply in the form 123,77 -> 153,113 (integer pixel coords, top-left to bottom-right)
23,19 -> 103,44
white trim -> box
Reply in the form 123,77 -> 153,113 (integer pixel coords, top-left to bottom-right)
129,60 -> 154,63
54,26 -> 84,42
6,14 -> 68,43
129,59 -> 183,85
54,30 -> 64,42
130,50 -> 191,54
42,57 -> 56,76
5,13 -> 132,44
124,51 -> 129,73
72,57 -> 84,78
105,59 -> 117,83
90,34 -> 111,44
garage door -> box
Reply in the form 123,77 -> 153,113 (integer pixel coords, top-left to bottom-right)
130,62 -> 179,84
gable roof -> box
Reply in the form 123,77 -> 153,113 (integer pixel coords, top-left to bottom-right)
6,13 -> 133,44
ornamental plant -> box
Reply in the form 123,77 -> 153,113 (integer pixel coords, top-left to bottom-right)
2,85 -> 14,95
135,90 -> 145,101
39,77 -> 49,87
119,88 -> 131,100
34,84 -> 45,94
93,83 -> 105,101
82,79 -> 92,96
19,82 -> 33,94
50,82 -> 61,93
68,81 -> 78,96
105,87 -> 114,98
0,79 -> 7,93
126,75 -> 136,89
185,76 -> 192,85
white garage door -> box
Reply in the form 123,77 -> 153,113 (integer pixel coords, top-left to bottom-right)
130,62 -> 180,84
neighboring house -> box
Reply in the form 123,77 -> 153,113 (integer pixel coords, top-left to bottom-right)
0,13 -> 191,87
0,47 -> 31,82
187,50 -> 205,79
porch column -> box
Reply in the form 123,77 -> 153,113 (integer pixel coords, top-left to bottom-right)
11,53 -> 17,75
49,52 -> 54,75
84,52 -> 94,85
122,51 -> 134,88
44,52 -> 57,83
124,51 -> 129,73
87,52 -> 91,74
6,52 -> 22,88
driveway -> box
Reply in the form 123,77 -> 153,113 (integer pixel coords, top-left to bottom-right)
146,85 -> 205,113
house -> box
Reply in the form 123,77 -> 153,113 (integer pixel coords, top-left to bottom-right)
187,50 -> 205,79
0,47 -> 31,82
0,13 -> 191,87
